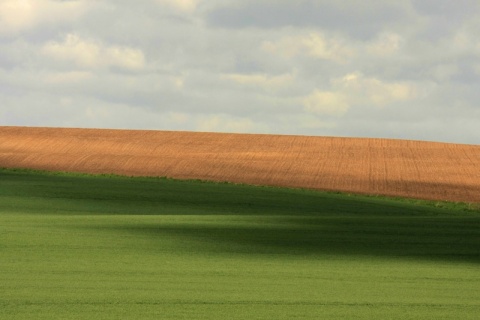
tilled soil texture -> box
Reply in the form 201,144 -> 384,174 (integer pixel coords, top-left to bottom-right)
1,126 -> 479,203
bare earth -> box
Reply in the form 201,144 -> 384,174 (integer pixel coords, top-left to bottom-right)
1,126 -> 479,203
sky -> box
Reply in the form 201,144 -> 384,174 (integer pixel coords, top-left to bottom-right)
1,0 -> 479,144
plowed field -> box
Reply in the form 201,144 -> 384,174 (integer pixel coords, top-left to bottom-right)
1,126 -> 479,203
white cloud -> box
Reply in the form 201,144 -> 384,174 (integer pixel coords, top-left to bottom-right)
169,112 -> 189,124
303,91 -> 350,117
223,72 -> 294,91
367,32 -> 404,56
0,0 -> 91,35
0,0 -> 36,33
335,72 -> 417,107
44,71 -> 93,85
196,114 -> 257,133
42,34 -> 145,71
430,64 -> 459,82
303,72 -> 417,117
302,33 -> 354,63
451,28 -> 480,55
262,32 -> 354,63
85,106 -> 110,120
154,0 -> 201,13
280,113 -> 338,130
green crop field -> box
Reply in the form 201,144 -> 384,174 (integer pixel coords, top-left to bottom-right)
1,168 -> 479,319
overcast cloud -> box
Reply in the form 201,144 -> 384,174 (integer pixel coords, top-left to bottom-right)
1,0 -> 479,144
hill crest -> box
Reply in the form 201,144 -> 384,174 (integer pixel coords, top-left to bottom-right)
1,126 -> 479,203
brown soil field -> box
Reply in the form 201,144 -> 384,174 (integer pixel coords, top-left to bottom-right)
1,126 -> 479,203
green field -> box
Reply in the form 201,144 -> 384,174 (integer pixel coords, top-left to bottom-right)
1,168 -> 479,319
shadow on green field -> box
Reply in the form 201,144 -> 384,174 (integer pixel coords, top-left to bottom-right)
103,215 -> 480,263
1,168 -> 454,217
2,169 -> 479,263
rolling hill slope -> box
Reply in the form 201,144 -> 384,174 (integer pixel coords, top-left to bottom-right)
0,126 -> 479,203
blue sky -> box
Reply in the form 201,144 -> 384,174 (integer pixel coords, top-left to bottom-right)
1,0 -> 479,144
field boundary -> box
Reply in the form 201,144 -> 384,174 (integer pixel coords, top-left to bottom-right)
2,167 -> 479,214
1,126 -> 479,203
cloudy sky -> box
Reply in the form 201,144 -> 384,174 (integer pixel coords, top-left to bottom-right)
1,0 -> 479,144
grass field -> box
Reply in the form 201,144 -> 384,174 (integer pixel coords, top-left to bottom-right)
1,168 -> 479,319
